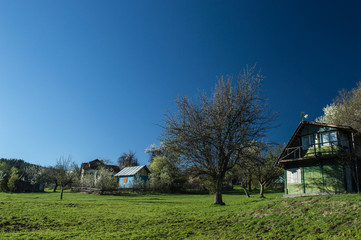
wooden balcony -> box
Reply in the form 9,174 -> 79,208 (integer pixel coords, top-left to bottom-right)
279,141 -> 352,163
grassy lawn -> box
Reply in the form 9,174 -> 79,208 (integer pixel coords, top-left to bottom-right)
1,189 -> 361,239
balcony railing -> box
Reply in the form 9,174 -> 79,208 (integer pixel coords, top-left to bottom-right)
280,141 -> 351,162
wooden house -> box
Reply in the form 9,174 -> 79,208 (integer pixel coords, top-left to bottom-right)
80,159 -> 120,184
278,121 -> 361,196
115,165 -> 150,189
16,173 -> 45,193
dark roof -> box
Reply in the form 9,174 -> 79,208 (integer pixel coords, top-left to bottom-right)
278,121 -> 357,162
300,121 -> 354,131
81,159 -> 120,173
106,165 -> 121,173
81,159 -> 103,170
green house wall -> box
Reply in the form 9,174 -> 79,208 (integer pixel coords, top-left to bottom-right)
285,162 -> 345,195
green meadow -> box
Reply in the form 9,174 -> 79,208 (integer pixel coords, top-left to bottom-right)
1,190 -> 361,239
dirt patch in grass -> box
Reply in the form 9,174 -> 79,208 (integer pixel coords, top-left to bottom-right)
0,217 -> 40,232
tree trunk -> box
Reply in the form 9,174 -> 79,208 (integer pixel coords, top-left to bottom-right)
242,185 -> 250,198
53,182 -> 58,192
259,182 -> 265,198
60,185 -> 64,200
214,178 -> 225,205
248,175 -> 252,192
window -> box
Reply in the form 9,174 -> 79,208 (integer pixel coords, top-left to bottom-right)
321,131 -> 337,147
302,134 -> 315,149
339,132 -> 349,147
123,177 -> 128,183
287,168 -> 302,184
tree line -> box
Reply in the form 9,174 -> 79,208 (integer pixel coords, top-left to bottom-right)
0,157 -> 78,198
144,142 -> 283,198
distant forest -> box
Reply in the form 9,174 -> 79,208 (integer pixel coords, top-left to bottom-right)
0,158 -> 40,174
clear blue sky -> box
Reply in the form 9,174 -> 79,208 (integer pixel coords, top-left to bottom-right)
1,1 -> 361,167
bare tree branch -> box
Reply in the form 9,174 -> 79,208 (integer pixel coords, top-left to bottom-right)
161,66 -> 277,205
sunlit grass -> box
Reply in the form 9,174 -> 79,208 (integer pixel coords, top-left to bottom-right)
1,190 -> 361,239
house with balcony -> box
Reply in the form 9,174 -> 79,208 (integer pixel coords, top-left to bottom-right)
278,121 -> 361,196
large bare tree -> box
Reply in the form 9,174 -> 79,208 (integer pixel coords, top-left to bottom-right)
162,66 -> 276,205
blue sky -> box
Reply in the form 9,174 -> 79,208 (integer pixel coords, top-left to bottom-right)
1,1 -> 361,167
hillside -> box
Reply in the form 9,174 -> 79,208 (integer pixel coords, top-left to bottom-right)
0,158 -> 42,173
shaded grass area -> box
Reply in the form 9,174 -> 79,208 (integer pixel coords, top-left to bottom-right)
1,190 -> 361,239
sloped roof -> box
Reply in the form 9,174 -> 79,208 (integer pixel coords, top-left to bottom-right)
106,165 -> 121,173
278,121 -> 357,161
81,159 -> 103,170
114,165 -> 150,177
81,159 -> 120,173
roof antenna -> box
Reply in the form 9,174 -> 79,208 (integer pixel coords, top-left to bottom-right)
300,112 -> 308,122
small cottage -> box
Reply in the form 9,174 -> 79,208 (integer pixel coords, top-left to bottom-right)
278,121 -> 361,196
17,172 -> 45,192
115,165 -> 150,189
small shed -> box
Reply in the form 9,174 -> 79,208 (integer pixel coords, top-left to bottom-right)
115,165 -> 150,189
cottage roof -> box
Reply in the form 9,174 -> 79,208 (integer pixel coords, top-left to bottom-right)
81,159 -> 120,173
278,121 -> 357,163
114,165 -> 150,177
106,165 -> 121,173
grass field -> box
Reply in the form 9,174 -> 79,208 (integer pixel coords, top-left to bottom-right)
1,189 -> 361,239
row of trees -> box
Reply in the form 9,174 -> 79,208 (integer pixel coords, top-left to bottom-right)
0,150 -> 140,194
0,157 -> 79,200
0,159 -> 45,193
227,144 -> 283,198
145,142 -> 283,197
0,151 -> 141,198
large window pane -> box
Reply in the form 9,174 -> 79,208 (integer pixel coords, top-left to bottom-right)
321,131 -> 338,147
321,132 -> 330,147
329,131 -> 337,144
